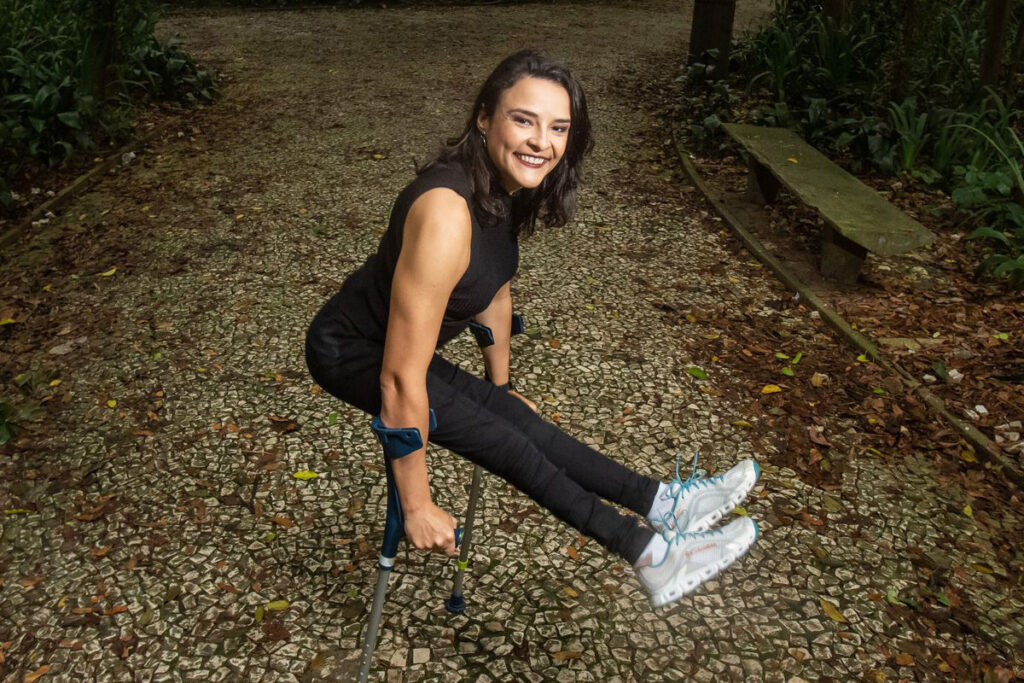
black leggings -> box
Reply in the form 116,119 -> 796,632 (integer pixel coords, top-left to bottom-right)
304,306 -> 658,564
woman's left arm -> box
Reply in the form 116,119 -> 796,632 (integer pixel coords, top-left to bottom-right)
473,280 -> 537,412
474,280 -> 513,385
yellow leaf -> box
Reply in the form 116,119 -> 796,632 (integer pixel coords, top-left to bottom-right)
265,600 -> 289,611
685,314 -> 696,323
49,379 -> 62,387
959,450 -> 977,463
820,598 -> 847,622
857,354 -> 869,362
971,562 -> 994,574
57,595 -> 68,608
141,205 -> 150,212
962,504 -> 973,518
787,157 -> 799,163
99,267 -> 116,277
731,420 -> 753,428
761,384 -> 782,394
733,506 -> 748,516
562,586 -> 578,598
372,153 -> 385,160
293,470 -> 319,480
0,318 -> 15,325
299,208 -> 309,215
43,284 -> 52,292
235,214 -> 244,220
107,399 -> 117,408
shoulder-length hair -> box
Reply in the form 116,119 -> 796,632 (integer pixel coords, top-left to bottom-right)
414,49 -> 594,240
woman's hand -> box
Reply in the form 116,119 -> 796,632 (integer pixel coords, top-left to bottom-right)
403,502 -> 459,555
509,389 -> 538,413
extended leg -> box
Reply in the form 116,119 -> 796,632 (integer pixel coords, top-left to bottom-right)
427,354 -> 660,517
425,370 -> 655,564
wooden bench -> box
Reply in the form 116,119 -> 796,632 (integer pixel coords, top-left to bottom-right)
722,123 -> 935,284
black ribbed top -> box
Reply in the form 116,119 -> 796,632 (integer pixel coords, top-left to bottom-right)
326,156 -> 519,348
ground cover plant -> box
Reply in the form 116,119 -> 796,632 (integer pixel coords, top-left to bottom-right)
680,0 -> 1024,289
0,0 -> 216,215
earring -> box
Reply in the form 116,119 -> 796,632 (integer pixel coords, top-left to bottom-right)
479,130 -> 487,147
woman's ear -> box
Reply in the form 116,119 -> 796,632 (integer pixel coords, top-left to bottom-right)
476,108 -> 489,135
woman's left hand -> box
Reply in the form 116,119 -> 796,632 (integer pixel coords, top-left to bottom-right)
508,389 -> 538,413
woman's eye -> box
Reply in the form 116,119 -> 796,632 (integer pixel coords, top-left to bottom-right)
514,117 -> 530,125
554,126 -> 569,134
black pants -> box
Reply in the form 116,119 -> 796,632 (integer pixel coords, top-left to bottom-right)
304,303 -> 658,564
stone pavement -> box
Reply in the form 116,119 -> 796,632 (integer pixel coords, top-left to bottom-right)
1,1 -> 1021,681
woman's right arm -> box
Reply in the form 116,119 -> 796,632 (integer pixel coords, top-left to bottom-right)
379,187 -> 472,555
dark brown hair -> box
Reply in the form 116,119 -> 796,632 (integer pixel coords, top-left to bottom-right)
415,49 -> 595,239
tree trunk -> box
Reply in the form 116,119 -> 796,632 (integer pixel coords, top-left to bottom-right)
688,0 -> 737,80
80,0 -> 119,106
1009,5 -> 1024,75
823,0 -> 850,26
981,0 -> 1012,87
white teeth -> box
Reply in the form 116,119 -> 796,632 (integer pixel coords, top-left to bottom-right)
515,153 -> 545,165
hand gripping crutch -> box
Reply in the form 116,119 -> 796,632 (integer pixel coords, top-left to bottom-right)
358,409 -> 469,682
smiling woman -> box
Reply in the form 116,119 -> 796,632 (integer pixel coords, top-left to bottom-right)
304,49 -> 761,612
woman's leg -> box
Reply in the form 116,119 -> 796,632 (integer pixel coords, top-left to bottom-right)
422,370 -> 654,563
304,325 -> 655,563
425,354 -> 660,518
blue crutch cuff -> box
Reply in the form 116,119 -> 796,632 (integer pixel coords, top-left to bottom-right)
370,409 -> 437,460
468,320 -> 495,347
469,313 -> 526,348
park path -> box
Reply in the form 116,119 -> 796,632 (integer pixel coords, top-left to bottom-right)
1,1 -> 1021,681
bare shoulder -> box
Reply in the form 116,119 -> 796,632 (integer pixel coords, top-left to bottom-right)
398,187 -> 472,281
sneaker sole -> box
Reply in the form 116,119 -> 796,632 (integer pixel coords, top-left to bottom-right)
685,460 -> 761,534
649,519 -> 759,609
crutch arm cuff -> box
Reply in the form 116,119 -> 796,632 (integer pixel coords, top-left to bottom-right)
369,409 -> 437,460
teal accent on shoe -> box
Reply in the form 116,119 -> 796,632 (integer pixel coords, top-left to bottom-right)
753,519 -> 760,541
753,460 -> 761,483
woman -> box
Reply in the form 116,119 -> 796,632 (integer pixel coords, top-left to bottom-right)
305,49 -> 761,609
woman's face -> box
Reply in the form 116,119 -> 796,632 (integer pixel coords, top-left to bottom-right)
477,76 -> 571,195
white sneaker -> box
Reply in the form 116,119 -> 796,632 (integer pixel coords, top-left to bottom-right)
649,455 -> 761,535
636,516 -> 759,608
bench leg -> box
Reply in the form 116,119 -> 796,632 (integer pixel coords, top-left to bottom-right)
745,158 -> 780,205
820,226 -> 867,284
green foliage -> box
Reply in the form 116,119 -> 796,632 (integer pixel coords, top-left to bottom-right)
693,0 -> 1024,289
676,52 -> 740,151
0,0 -> 217,191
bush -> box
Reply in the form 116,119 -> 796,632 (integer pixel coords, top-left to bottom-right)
0,0 -> 217,194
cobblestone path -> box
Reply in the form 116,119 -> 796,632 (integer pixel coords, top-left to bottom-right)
1,1 -> 1021,681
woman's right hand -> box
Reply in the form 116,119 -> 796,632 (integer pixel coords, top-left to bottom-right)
404,502 -> 459,555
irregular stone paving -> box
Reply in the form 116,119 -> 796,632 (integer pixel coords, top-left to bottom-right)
1,1 -> 1021,681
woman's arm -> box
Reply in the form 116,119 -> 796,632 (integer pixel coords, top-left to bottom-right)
379,187 -> 472,555
472,280 -> 513,386
472,281 -> 538,413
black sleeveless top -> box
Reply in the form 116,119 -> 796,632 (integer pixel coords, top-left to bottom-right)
325,156 -> 519,348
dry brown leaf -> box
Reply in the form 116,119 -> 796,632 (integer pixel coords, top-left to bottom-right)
270,515 -> 294,528
549,339 -> 561,349
105,605 -> 128,616
895,653 -> 915,667
551,650 -> 582,661
565,545 -> 579,561
25,665 -> 51,682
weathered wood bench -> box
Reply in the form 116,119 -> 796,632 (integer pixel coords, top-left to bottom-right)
722,123 -> 935,284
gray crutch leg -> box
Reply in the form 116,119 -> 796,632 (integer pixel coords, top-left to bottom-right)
446,464 -> 484,614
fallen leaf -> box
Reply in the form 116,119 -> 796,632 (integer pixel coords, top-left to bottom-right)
820,598 -> 847,622
562,586 -> 578,598
731,420 -> 753,428
549,339 -> 561,349
270,516 -> 294,528
686,366 -> 707,380
265,600 -> 289,611
25,665 -> 50,682
895,653 -> 914,667
293,470 -> 318,480
761,384 -> 782,394
566,545 -> 579,561
780,367 -> 795,377
98,267 -> 116,277
551,650 -> 583,661
732,506 -> 748,516
810,373 -> 827,388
